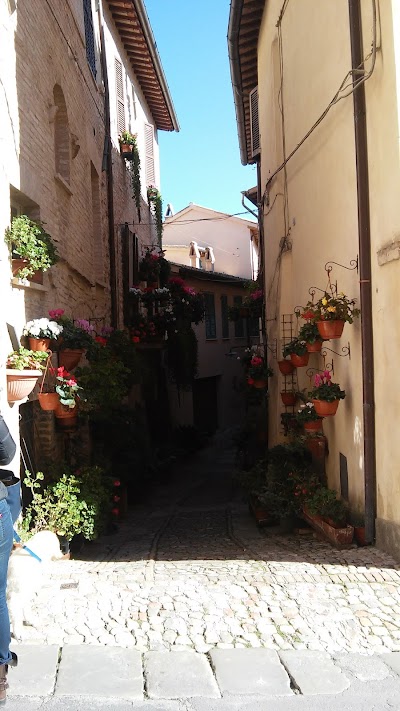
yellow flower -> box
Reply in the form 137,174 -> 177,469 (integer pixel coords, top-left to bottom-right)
327,306 -> 336,312
322,298 -> 328,306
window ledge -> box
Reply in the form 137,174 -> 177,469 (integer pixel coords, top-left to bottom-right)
11,277 -> 48,292
54,173 -> 73,195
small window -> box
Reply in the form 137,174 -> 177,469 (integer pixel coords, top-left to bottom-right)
204,293 -> 216,340
115,58 -> 125,135
83,0 -> 97,78
221,295 -> 229,339
234,295 -> 244,338
144,123 -> 156,186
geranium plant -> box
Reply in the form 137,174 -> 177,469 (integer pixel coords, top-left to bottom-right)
315,292 -> 360,323
295,402 -> 322,423
138,248 -> 162,282
23,318 -> 63,340
282,338 -> 307,358
5,215 -> 59,279
55,366 -> 82,408
309,371 -> 345,402
247,355 -> 273,384
298,321 -> 323,345
7,348 -> 49,371
49,311 -> 94,350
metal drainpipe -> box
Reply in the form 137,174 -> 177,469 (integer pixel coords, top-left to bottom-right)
98,3 -> 118,327
348,0 -> 376,542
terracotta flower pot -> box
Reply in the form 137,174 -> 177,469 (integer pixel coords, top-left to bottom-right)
290,352 -> 309,367
312,398 -> 340,417
305,435 -> 327,458
355,526 -> 368,546
304,419 -> 323,432
28,337 -> 51,352
38,392 -> 59,411
317,320 -> 345,340
120,142 -> 133,157
6,369 -> 41,403
278,359 -> 295,375
253,379 -> 267,389
11,258 -> 43,284
281,391 -> 297,406
306,340 -> 323,353
58,349 -> 84,371
54,402 -> 78,428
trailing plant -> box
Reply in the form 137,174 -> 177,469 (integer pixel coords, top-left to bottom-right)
5,215 -> 59,278
23,318 -> 63,340
147,185 -> 163,245
7,348 -> 49,371
309,371 -> 345,402
126,134 -> 141,220
282,338 -> 307,358
298,321 -> 323,345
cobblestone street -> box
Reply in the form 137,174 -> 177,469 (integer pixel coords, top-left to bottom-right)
19,435 -> 400,656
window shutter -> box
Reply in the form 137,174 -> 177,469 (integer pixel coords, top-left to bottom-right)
249,86 -> 260,158
144,123 -> 156,186
83,0 -> 97,77
115,58 -> 125,135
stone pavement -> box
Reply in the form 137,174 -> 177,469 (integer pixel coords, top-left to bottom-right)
6,645 -> 400,708
13,432 -> 400,659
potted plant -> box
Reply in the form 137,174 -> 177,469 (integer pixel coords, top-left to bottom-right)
118,130 -> 137,157
54,366 -> 83,427
50,311 -> 94,370
20,466 -> 113,545
5,215 -> 59,281
138,247 -> 162,285
246,354 -> 273,389
22,318 -> 63,352
298,321 -> 324,353
309,370 -> 345,416
300,302 -> 319,320
280,390 -> 297,406
315,292 -> 360,339
303,485 -> 353,545
6,348 -> 49,403
282,338 -> 309,367
277,358 -> 295,375
303,432 -> 327,459
295,402 -> 323,432
352,513 -> 367,546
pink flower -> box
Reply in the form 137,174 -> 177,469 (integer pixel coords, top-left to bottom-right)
66,379 -> 77,386
113,479 -> 121,487
49,308 -> 65,319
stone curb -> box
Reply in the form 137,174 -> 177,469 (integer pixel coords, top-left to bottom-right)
7,646 -> 400,701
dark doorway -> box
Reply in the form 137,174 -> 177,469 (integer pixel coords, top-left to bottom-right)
193,376 -> 218,435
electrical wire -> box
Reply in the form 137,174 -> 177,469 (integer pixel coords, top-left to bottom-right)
117,211 -> 256,228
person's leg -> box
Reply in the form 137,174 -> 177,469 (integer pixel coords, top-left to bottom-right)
0,498 -> 15,704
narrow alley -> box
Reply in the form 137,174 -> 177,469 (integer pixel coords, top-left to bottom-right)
21,434 -> 400,657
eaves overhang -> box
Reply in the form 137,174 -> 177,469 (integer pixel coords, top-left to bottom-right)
227,0 -> 264,165
106,0 -> 179,131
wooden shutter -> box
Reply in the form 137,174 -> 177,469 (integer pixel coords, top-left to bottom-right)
115,58 -> 125,135
249,86 -> 260,157
144,123 -> 156,186
83,0 -> 97,77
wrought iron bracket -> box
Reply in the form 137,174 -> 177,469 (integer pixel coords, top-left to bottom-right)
325,256 -> 359,277
306,364 -> 334,382
308,282 -> 337,299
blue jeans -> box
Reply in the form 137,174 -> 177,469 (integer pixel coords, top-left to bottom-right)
0,499 -> 13,665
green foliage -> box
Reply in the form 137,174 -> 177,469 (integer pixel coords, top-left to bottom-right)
295,402 -> 322,423
282,338 -> 307,358
309,372 -> 345,402
147,186 -> 163,245
6,348 -> 49,371
20,467 -> 113,541
119,130 -> 137,145
76,352 -> 132,413
315,292 -> 360,323
166,327 -> 198,389
298,321 -> 323,344
58,318 -> 94,350
235,458 -> 267,497
5,215 -> 59,278
127,138 -> 141,218
55,368 -> 82,408
305,485 -> 347,525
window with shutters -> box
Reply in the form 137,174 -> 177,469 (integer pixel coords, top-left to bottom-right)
115,58 -> 125,135
249,86 -> 260,157
83,0 -> 96,78
221,295 -> 229,339
204,293 -> 216,340
144,123 -> 156,186
234,295 -> 245,338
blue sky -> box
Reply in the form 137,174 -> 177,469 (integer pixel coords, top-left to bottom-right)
145,0 -> 257,219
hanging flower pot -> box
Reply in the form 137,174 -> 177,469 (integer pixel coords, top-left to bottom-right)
38,392 -> 59,411
317,320 -> 345,340
253,379 -> 267,389
312,398 -> 340,417
305,434 -> 327,459
304,419 -> 323,432
54,401 -> 78,428
306,340 -> 322,353
58,349 -> 84,371
6,369 -> 42,403
278,359 -> 295,375
281,391 -> 297,406
290,352 -> 309,367
28,337 -> 51,352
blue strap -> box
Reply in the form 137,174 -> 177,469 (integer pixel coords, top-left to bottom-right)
13,530 -> 42,563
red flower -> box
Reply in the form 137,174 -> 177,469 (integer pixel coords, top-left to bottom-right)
66,379 -> 77,386
113,479 -> 121,487
95,336 -> 107,346
247,378 -> 255,385
111,508 -> 120,516
132,336 -> 140,343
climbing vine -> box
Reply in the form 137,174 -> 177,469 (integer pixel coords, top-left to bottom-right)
147,185 -> 163,246
129,137 -> 141,222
